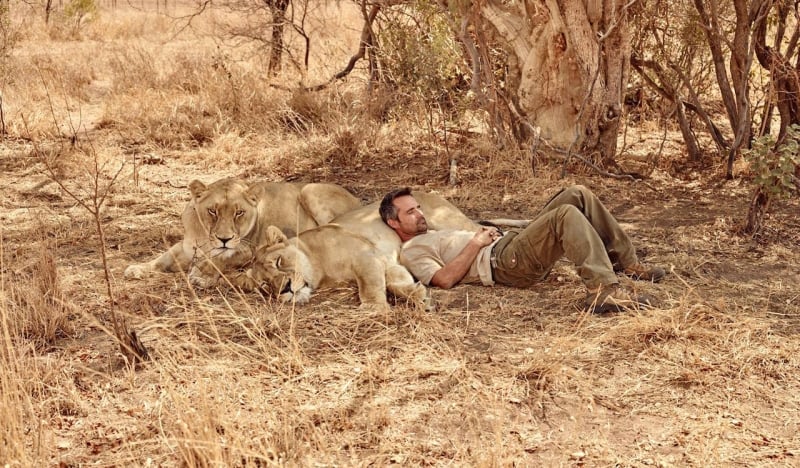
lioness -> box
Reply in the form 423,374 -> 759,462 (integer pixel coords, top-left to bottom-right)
124,178 -> 361,286
243,225 -> 431,310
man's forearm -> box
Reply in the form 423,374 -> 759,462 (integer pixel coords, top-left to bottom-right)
430,241 -> 483,289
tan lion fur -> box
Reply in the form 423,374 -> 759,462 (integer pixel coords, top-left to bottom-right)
240,225 -> 431,310
124,178 -> 361,286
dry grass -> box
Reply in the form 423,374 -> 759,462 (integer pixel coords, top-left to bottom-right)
3,235 -> 75,350
1,1 -> 800,466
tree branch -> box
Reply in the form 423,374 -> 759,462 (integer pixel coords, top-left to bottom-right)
303,1 -> 380,92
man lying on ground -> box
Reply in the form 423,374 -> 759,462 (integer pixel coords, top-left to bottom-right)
379,185 -> 665,314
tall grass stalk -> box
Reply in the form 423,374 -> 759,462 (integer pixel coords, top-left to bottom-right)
0,232 -> 44,465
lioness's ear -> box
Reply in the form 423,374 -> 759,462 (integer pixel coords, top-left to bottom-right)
265,225 -> 288,246
243,185 -> 260,206
188,180 -> 207,200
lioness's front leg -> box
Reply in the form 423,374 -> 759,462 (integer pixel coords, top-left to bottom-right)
353,257 -> 390,309
386,264 -> 434,312
124,241 -> 194,279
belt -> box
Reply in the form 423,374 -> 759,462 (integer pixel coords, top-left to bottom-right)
489,230 -> 516,270
490,242 -> 499,269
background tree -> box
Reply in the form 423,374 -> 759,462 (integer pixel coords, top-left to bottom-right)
745,0 -> 800,234
209,0 -> 311,77
473,0 -> 635,168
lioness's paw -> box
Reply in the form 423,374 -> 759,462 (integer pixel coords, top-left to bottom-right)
124,264 -> 148,280
423,294 -> 437,313
419,288 -> 437,313
189,267 -> 220,289
359,301 -> 391,312
408,285 -> 436,312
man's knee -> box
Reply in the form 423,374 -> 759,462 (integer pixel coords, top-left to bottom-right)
567,184 -> 592,198
555,204 -> 582,221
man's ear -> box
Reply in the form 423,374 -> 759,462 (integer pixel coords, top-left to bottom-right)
386,218 -> 399,230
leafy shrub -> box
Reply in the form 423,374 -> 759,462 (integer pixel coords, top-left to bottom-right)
377,1 -> 466,117
48,0 -> 98,39
745,124 -> 800,200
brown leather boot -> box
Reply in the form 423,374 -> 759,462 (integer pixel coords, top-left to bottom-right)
622,263 -> 666,283
585,284 -> 655,314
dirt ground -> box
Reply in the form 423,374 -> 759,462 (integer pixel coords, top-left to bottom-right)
2,128 -> 799,465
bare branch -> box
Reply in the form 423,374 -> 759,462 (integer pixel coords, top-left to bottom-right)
304,1 -> 380,92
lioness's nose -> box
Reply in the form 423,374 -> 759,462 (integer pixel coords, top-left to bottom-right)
217,236 -> 233,246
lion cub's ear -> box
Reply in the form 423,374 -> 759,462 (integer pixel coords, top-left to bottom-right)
265,225 -> 288,246
254,226 -> 289,257
188,180 -> 208,200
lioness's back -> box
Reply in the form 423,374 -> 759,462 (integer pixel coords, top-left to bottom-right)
331,191 -> 479,258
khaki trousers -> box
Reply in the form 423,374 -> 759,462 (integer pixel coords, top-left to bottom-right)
491,185 -> 638,289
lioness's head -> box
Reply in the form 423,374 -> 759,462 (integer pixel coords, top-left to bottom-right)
250,227 -> 313,304
189,178 -> 259,257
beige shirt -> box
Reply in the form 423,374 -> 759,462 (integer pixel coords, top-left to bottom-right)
399,230 -> 500,286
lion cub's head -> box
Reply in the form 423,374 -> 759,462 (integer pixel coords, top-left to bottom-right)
249,227 -> 314,304
189,178 -> 259,258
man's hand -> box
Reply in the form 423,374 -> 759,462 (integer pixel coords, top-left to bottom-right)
472,226 -> 502,247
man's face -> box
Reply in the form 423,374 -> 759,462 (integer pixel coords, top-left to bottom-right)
389,195 -> 428,237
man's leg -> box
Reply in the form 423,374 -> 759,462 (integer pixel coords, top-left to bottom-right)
536,185 -> 638,268
492,205 -> 618,289
493,205 -> 654,313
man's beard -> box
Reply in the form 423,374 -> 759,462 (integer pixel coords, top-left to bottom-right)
416,219 -> 428,234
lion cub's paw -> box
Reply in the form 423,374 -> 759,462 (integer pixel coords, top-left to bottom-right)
280,286 -> 312,305
124,264 -> 148,280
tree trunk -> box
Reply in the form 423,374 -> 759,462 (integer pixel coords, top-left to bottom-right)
743,186 -> 770,235
267,0 -> 289,76
744,0 -> 800,234
479,0 -> 631,166
753,0 -> 800,141
692,0 -> 755,179
629,55 -> 702,161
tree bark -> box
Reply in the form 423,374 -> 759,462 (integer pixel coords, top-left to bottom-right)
479,0 -> 632,166
744,186 -> 770,235
267,0 -> 289,76
753,0 -> 800,141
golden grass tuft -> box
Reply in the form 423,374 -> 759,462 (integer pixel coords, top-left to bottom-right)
4,237 -> 75,350
0,344 -> 42,466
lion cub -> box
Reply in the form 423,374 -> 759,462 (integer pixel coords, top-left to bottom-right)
243,224 -> 432,311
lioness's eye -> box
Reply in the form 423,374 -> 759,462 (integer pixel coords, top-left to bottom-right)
235,209 -> 245,218
207,208 -> 217,218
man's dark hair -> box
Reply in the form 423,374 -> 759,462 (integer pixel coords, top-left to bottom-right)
379,187 -> 413,225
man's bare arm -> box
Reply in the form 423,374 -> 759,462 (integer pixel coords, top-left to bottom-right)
430,227 -> 498,289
